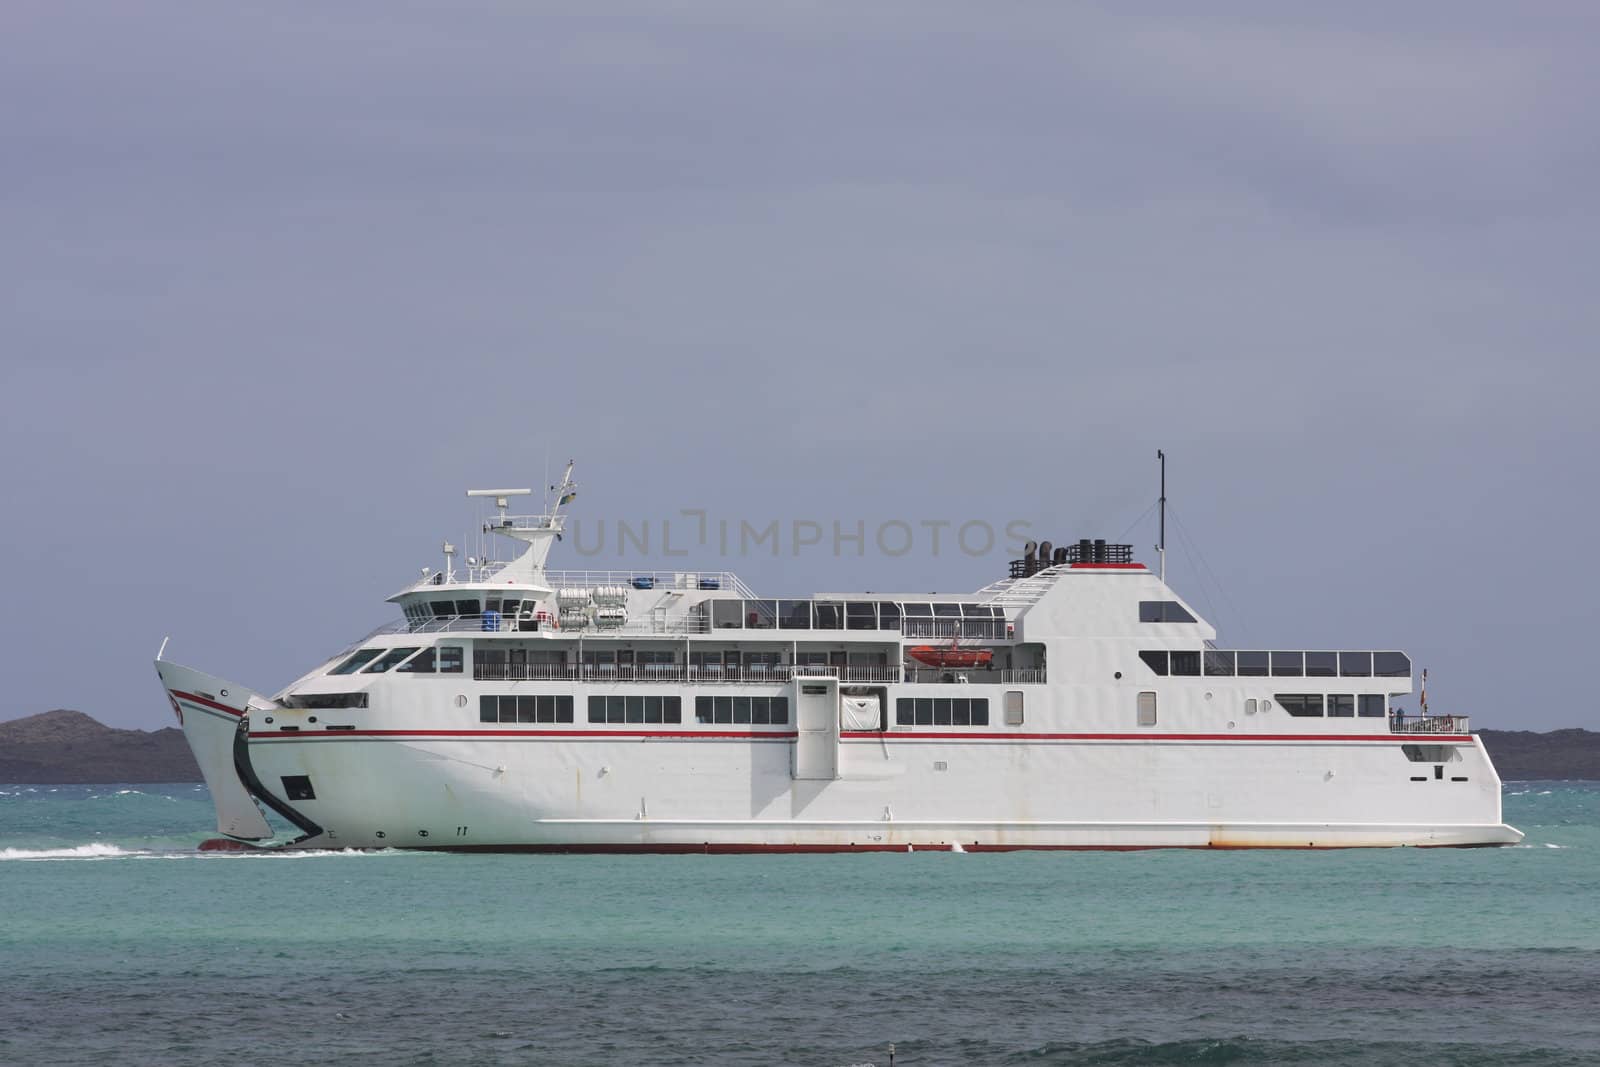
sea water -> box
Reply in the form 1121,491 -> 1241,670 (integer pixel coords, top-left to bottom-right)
1,783 -> 1597,1066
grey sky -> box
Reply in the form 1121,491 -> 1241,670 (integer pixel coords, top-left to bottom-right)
2,3 -> 1596,730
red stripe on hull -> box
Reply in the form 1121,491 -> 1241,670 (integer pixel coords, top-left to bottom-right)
402,840 -> 1500,854
842,731 -> 1473,743
251,728 -> 799,740
171,690 -> 244,717
249,728 -> 1470,743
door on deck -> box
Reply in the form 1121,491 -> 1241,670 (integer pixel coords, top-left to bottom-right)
792,676 -> 840,780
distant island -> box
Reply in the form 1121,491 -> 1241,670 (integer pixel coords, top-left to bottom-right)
1,709 -> 1596,783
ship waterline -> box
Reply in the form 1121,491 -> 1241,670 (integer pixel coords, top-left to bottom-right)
156,464 -> 1520,851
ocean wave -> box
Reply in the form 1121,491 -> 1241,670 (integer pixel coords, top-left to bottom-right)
0,842 -> 140,861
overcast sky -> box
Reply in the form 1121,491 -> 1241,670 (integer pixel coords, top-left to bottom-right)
2,2 -> 1596,731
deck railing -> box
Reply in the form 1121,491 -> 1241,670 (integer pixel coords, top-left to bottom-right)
903,668 -> 1046,685
900,618 -> 1010,640
1389,713 -> 1470,735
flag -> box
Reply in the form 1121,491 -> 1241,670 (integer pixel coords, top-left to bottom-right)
559,488 -> 577,506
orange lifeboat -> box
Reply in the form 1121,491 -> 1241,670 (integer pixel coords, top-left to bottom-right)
907,646 -> 994,669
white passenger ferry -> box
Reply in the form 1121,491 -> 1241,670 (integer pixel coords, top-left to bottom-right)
155,463 -> 1521,851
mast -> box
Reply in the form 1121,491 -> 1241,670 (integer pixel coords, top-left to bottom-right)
1157,449 -> 1166,584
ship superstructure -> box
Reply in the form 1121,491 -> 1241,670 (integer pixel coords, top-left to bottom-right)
155,464 -> 1520,851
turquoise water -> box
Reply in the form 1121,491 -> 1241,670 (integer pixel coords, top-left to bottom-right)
2,783 -> 1597,1066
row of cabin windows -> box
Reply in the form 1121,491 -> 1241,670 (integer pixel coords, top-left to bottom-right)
330,646 -> 463,675
1134,692 -> 1386,724
693,695 -> 790,725
895,697 -> 990,727
588,695 -> 685,724
708,599 -> 1002,631
480,694 -> 575,724
1274,694 -> 1388,718
1140,650 -> 1410,678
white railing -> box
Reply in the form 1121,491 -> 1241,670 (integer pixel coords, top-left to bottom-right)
395,613 -> 715,637
900,618 -> 1010,640
1389,713 -> 1470,734
409,567 -> 758,598
903,668 -> 1046,685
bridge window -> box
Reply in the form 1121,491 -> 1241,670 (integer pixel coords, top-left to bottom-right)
329,648 -> 382,675
779,600 -> 812,629
1139,651 -> 1169,676
1139,601 -> 1196,623
693,695 -> 788,725
1373,652 -> 1411,678
745,600 -> 777,629
1359,694 -> 1386,717
362,647 -> 421,673
438,646 -> 463,673
711,600 -> 744,629
1305,652 -> 1338,678
1237,651 -> 1269,677
1204,650 -> 1235,676
1276,694 -> 1324,717
895,697 -> 989,726
1327,694 -> 1355,717
397,648 -> 435,673
1340,652 -> 1372,677
586,695 -> 683,724
1271,652 -> 1304,677
1170,651 -> 1201,676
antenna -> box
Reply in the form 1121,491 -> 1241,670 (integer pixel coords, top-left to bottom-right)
467,487 -> 532,530
1157,449 -> 1167,584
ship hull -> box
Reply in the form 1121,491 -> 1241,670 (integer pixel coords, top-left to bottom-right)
235,728 -> 1523,851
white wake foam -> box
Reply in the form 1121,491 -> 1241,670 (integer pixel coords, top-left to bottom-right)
0,842 -> 138,861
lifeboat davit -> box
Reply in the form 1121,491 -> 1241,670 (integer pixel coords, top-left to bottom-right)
907,646 -> 994,669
